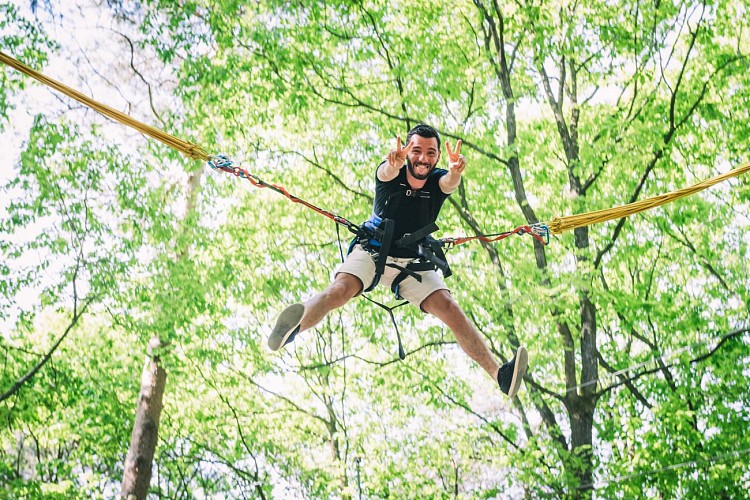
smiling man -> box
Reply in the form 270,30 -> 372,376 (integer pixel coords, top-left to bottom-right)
268,124 -> 528,399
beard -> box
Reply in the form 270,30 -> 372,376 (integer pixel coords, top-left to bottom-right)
406,158 -> 436,180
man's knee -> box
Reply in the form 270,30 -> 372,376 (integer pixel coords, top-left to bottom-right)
326,273 -> 363,306
421,289 -> 459,316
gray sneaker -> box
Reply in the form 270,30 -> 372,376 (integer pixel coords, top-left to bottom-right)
268,303 -> 305,351
497,346 -> 528,398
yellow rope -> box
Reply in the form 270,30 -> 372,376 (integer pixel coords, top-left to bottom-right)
547,162 -> 750,234
0,50 -> 210,161
2,50 -> 747,237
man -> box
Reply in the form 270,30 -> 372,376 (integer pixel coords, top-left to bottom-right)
268,124 -> 528,398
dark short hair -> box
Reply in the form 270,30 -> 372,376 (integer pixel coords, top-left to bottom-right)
406,124 -> 441,150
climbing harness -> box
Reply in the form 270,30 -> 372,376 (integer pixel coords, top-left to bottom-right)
349,215 -> 451,294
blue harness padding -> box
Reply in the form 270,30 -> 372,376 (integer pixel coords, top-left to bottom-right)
357,215 -> 384,249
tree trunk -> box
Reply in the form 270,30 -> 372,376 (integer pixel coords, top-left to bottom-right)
569,397 -> 595,498
120,167 -> 203,497
120,337 -> 168,499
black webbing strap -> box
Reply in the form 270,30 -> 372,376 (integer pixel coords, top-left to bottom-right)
374,218 -> 394,276
385,261 -> 433,282
338,219 -> 408,360
389,261 -> 436,299
418,238 -> 452,278
389,236 -> 453,299
356,220 -> 452,298
359,294 -> 409,360
363,218 -> 394,292
341,217 -> 454,360
394,222 -> 439,248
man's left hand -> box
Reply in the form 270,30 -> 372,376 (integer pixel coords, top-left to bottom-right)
446,140 -> 465,176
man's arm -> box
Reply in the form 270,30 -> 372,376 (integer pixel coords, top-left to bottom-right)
439,169 -> 462,194
377,136 -> 412,182
377,160 -> 402,182
439,139 -> 465,194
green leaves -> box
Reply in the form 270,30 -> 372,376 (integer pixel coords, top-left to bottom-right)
0,3 -> 57,130
1,0 -> 749,496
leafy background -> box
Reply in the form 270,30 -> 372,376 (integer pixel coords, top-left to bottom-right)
1,0 -> 748,498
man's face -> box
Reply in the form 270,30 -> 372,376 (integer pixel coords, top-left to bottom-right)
406,135 -> 440,180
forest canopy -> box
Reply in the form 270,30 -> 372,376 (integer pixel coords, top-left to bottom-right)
1,0 -> 748,498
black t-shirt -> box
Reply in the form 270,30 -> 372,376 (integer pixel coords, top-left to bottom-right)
372,164 -> 450,258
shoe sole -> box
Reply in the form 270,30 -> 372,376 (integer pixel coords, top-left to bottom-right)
268,303 -> 305,351
507,346 -> 528,398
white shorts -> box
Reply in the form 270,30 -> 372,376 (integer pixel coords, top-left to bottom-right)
336,245 -> 450,309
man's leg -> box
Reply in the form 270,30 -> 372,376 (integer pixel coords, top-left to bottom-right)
299,272 -> 363,331
421,290 -> 500,378
269,244 -> 376,351
268,272 -> 363,351
421,290 -> 527,397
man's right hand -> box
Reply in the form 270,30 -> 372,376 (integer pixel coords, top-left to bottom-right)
386,136 -> 413,170
378,136 -> 413,182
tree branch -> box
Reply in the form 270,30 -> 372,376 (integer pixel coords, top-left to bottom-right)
596,327 -> 749,397
0,297 -> 93,403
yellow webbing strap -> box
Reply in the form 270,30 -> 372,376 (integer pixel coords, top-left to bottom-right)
2,50 -> 747,237
547,162 -> 750,234
0,50 -> 210,161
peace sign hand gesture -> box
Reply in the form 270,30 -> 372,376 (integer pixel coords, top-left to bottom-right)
386,136 -> 413,170
445,139 -> 465,176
